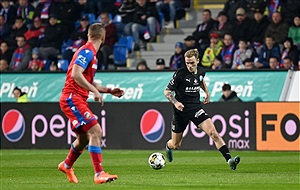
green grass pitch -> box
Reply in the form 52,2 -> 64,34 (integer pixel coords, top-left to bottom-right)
1,150 -> 299,190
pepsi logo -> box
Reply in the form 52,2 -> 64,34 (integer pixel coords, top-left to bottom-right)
140,109 -> 165,143
2,109 -> 25,142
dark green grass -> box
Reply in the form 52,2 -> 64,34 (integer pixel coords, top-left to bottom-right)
1,150 -> 299,190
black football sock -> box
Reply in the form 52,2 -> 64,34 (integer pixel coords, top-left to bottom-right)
219,145 -> 231,162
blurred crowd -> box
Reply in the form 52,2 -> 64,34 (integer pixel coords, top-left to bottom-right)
0,0 -> 299,72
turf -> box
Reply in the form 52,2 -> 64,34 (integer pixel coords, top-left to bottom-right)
1,150 -> 299,190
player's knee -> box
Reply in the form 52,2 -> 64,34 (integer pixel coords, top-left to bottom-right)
209,130 -> 220,142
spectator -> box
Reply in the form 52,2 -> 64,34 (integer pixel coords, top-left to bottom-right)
136,58 -> 150,70
23,16 -> 45,48
280,37 -> 299,68
281,0 -> 300,25
249,8 -> 270,52
7,16 -> 28,50
49,60 -> 59,71
62,15 -> 89,63
0,14 -> 11,41
212,11 -> 233,39
265,11 -> 289,44
13,86 -> 30,103
76,0 -> 98,16
0,41 -> 13,63
219,83 -> 242,102
97,12 -> 117,70
221,33 -> 237,68
183,35 -> 201,56
243,58 -> 254,69
255,35 -> 281,68
155,0 -> 183,29
27,47 -> 44,71
247,0 -> 268,17
288,15 -> 300,48
38,14 -> 64,61
96,0 -> 119,16
269,56 -> 280,69
201,32 -> 223,68
231,7 -> 252,44
34,0 -> 53,25
232,39 -> 254,69
156,58 -> 168,70
9,35 -> 31,71
212,54 -> 226,70
265,0 -> 284,19
117,0 -> 136,36
0,0 -> 17,26
282,56 -> 294,70
191,9 -> 216,50
0,58 -> 9,71
131,0 -> 160,50
169,41 -> 185,70
223,0 -> 248,22
16,0 -> 35,29
50,0 -> 80,40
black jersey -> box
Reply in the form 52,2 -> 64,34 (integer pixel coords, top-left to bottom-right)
167,66 -> 206,104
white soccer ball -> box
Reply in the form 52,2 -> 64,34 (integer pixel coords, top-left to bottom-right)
148,152 -> 166,170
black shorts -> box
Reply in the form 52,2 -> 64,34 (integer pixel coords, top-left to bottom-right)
171,103 -> 210,133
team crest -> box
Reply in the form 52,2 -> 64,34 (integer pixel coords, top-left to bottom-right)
84,112 -> 91,119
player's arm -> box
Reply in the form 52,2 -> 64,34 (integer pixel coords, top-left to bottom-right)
164,87 -> 184,111
72,64 -> 102,104
72,64 -> 98,93
92,81 -> 124,98
200,80 -> 210,104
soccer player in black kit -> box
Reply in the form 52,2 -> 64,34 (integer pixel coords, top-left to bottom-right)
164,48 -> 240,170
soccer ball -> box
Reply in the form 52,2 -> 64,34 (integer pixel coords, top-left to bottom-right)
148,152 -> 166,170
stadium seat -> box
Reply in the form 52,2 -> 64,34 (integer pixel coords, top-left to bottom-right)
113,43 -> 127,67
61,39 -> 73,54
113,14 -> 122,23
85,13 -> 96,24
57,59 -> 69,71
118,36 -> 134,53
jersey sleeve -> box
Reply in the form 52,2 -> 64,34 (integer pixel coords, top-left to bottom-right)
167,70 -> 182,91
73,49 -> 94,69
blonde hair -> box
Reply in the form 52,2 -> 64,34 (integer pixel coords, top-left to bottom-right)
184,48 -> 199,59
88,23 -> 105,40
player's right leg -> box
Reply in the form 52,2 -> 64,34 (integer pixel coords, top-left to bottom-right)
58,93 -> 89,183
228,156 -> 241,170
58,134 -> 89,183
166,132 -> 183,162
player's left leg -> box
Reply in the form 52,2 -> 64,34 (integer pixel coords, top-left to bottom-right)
199,118 -> 240,170
87,124 -> 118,184
166,132 -> 183,162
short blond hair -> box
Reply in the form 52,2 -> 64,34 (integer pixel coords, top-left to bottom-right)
88,23 -> 105,40
184,48 -> 199,59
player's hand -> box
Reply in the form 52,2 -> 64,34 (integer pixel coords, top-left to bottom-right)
203,93 -> 210,104
93,90 -> 104,106
110,88 -> 124,98
175,102 -> 184,111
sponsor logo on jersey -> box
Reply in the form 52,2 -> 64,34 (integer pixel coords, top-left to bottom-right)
140,109 -> 165,143
194,109 -> 207,118
2,109 -> 25,142
78,54 -> 87,65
